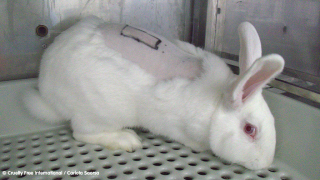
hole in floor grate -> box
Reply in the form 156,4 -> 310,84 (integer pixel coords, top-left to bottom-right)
280,176 -> 291,180
107,175 -> 117,179
197,171 -> 207,175
0,127 -> 301,179
221,174 -> 232,179
233,169 -> 244,174
167,157 -> 176,162
67,162 -> 76,167
132,157 -> 141,161
210,165 -> 221,170
145,175 -> 155,180
175,166 -> 184,171
257,173 -> 268,178
268,167 -> 278,172
138,166 -> 148,170
118,160 -> 127,165
160,170 -> 170,175
123,170 -> 133,175
94,147 -> 103,152
153,162 -> 162,166
184,176 -> 194,180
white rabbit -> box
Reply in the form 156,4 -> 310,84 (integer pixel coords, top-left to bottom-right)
23,16 -> 284,170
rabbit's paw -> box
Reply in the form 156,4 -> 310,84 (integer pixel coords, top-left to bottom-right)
105,129 -> 143,152
73,129 -> 142,152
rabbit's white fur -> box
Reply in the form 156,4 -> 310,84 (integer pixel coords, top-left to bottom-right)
23,16 -> 284,170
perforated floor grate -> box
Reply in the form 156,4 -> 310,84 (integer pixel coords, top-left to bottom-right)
0,127 -> 294,180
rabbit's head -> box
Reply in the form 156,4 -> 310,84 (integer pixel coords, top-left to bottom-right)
210,22 -> 284,170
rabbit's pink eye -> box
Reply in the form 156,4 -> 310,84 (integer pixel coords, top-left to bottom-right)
244,123 -> 256,138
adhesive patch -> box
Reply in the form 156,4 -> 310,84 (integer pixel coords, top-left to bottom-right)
121,25 -> 162,50
0,127 -> 296,180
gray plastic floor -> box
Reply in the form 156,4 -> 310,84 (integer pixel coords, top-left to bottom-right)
0,127 -> 295,180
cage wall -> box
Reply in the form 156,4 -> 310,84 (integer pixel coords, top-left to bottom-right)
0,0 -> 194,81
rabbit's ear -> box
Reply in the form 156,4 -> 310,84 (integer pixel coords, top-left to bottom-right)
228,54 -> 284,107
238,22 -> 262,75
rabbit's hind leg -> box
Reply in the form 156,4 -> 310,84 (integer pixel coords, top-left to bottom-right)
73,129 -> 142,152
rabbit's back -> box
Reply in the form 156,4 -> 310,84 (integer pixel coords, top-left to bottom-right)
98,23 -> 203,80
